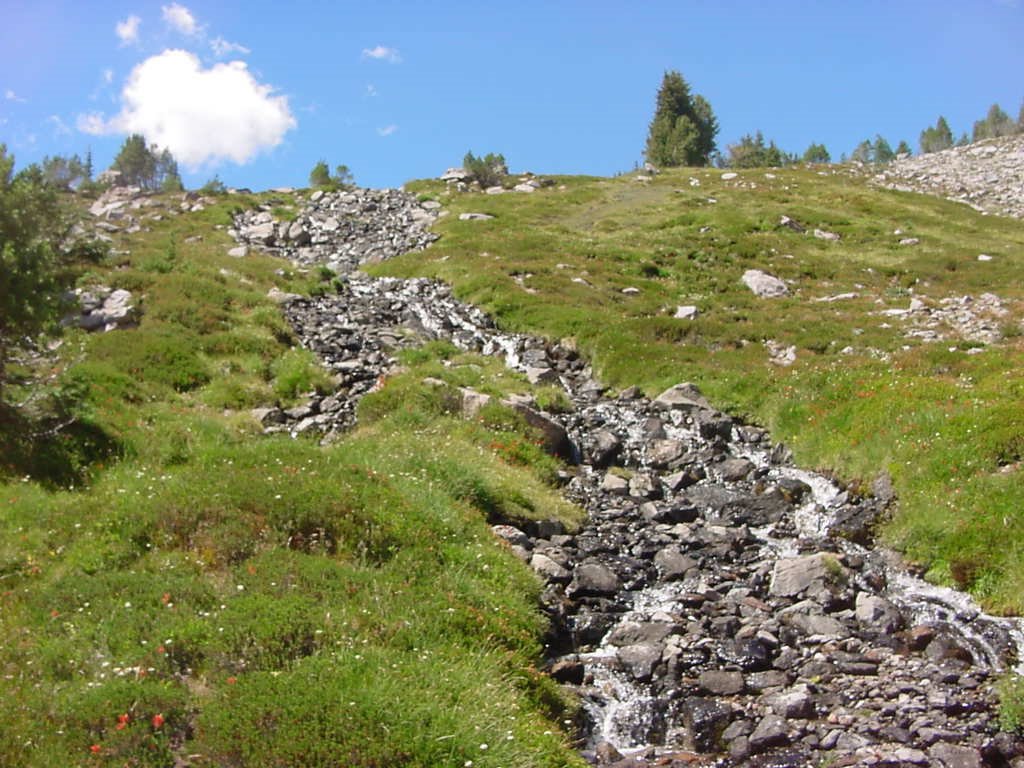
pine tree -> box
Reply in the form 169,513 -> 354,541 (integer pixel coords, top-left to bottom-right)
726,132 -> 791,168
851,139 -> 873,163
112,134 -> 157,188
802,143 -> 830,164
309,160 -> 331,188
919,117 -> 954,154
873,135 -> 895,164
972,103 -> 1017,141
644,71 -> 718,167
895,140 -> 912,157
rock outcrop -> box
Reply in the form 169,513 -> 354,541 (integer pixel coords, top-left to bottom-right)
875,135 -> 1024,218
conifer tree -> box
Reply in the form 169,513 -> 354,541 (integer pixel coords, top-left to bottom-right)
972,103 -> 1017,141
873,135 -> 895,163
919,116 -> 954,154
644,71 -> 718,167
895,140 -> 912,157
802,142 -> 830,164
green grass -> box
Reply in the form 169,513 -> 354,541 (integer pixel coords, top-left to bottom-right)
0,190 -> 585,766
375,167 -> 1024,614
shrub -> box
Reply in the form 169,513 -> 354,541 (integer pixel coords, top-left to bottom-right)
463,151 -> 507,188
270,347 -> 331,401
88,326 -> 210,392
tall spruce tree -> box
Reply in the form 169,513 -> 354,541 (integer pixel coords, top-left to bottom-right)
802,142 -> 831,164
644,71 -> 718,167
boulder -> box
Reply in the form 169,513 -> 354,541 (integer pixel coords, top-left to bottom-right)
742,269 -> 789,298
569,562 -> 621,597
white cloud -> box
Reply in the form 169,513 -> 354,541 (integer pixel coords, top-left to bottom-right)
361,45 -> 401,63
77,112 -> 107,135
76,49 -> 296,168
377,124 -> 398,137
211,36 -> 250,57
47,115 -> 72,135
5,89 -> 27,103
116,15 -> 141,45
366,84 -> 377,97
162,3 -> 199,35
103,69 -> 114,84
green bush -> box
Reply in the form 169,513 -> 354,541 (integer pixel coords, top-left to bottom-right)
270,347 -> 331,401
88,326 -> 210,391
463,151 -> 507,188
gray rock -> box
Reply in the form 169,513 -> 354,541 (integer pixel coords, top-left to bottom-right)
588,429 -> 622,468
227,245 -> 249,257
770,554 -> 844,598
607,621 -> 674,647
718,457 -> 755,481
653,382 -> 712,411
616,643 -> 661,681
698,670 -> 745,695
854,592 -> 903,633
569,562 -> 621,597
654,548 -> 697,580
530,553 -> 571,583
459,212 -> 495,221
742,269 -> 789,298
492,524 -> 530,549
813,228 -> 841,241
674,304 -> 699,319
600,473 -> 630,495
748,714 -> 790,752
766,687 -> 815,719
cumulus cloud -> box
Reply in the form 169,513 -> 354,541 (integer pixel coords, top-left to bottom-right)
5,89 -> 27,102
116,15 -> 141,45
211,36 -> 250,57
361,45 -> 401,63
162,3 -> 199,35
377,124 -> 398,137
77,49 -> 296,168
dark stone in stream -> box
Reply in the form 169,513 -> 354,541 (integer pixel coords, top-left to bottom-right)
680,697 -> 732,752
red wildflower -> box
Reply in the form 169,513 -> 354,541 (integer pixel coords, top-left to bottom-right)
161,592 -> 171,605
116,713 -> 129,730
151,713 -> 165,729
89,744 -> 101,754
226,676 -> 237,685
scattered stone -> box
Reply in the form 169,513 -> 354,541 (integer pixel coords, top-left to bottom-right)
742,269 -> 789,298
813,228 -> 841,241
674,305 -> 699,320
459,212 -> 495,221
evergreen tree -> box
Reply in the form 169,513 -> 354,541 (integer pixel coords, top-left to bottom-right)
802,142 -> 830,164
0,145 -> 65,399
309,160 -> 332,188
644,71 -> 718,167
919,116 -> 954,154
873,135 -> 895,164
1018,100 -> 1024,131
156,149 -> 183,192
84,149 -> 93,182
112,134 -> 157,188
972,103 -> 1017,141
850,139 -> 873,163
726,131 -> 791,168
895,140 -> 912,157
39,154 -> 89,190
957,132 -> 970,147
309,161 -> 355,190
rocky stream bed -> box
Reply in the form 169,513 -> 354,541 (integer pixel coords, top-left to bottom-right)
232,189 -> 1024,767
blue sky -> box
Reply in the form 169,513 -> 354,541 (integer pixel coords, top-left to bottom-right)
2,1 -> 1022,190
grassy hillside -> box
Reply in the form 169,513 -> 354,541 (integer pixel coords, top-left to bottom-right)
0,191 -> 585,767
376,167 -> 1024,613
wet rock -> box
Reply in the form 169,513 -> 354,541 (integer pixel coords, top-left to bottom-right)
681,697 -> 732,752
855,592 -> 903,633
617,643 -> 662,681
531,553 -> 571,583
928,743 -> 983,768
588,429 -> 623,468
653,382 -> 712,411
770,554 -> 844,599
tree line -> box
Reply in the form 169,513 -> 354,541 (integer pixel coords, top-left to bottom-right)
644,70 -> 1023,169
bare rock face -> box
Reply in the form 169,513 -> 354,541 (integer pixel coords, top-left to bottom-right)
875,134 -> 1024,218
